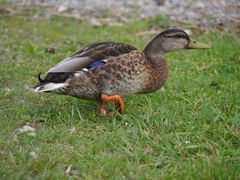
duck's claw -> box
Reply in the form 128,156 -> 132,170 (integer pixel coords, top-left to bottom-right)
97,100 -> 106,117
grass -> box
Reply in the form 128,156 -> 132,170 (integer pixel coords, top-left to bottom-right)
0,6 -> 240,179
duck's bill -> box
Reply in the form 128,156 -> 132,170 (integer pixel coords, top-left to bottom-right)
187,38 -> 211,49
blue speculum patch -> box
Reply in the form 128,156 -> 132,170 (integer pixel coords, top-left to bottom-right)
87,60 -> 106,68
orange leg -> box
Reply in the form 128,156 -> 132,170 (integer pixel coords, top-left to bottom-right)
115,101 -> 121,112
98,94 -> 124,116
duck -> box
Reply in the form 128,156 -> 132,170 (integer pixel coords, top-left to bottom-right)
33,29 -> 211,116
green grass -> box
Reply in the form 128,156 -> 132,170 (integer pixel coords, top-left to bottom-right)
0,8 -> 240,179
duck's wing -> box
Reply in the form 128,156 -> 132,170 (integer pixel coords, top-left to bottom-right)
34,42 -> 137,92
47,42 -> 137,73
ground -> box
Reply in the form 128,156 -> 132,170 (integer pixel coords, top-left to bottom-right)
0,6 -> 240,179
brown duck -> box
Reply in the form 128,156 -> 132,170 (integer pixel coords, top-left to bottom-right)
33,29 -> 210,116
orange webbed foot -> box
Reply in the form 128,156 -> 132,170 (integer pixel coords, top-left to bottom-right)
97,94 -> 124,116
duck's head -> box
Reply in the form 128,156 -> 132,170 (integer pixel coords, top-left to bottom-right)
144,29 -> 211,59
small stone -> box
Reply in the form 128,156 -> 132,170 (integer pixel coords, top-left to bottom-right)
58,4 -> 70,13
69,127 -> 76,134
19,125 -> 35,133
45,48 -> 55,54
29,151 -> 38,159
89,18 -> 101,27
3,87 -> 12,93
18,125 -> 36,136
192,2 -> 205,9
64,40 -> 73,45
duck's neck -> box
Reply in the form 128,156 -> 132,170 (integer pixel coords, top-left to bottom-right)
141,41 -> 168,93
143,40 -> 166,65
141,55 -> 168,93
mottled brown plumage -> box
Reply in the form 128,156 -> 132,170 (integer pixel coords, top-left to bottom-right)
33,29 -> 210,116
63,50 -> 168,99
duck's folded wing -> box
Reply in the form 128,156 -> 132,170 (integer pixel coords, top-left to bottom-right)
47,42 -> 137,73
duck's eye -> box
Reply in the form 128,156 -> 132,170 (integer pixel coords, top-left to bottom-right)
193,41 -> 196,43
176,35 -> 183,38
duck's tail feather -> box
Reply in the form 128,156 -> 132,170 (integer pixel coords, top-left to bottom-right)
37,73 -> 45,83
33,82 -> 66,92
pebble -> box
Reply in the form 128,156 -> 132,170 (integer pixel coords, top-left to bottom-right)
45,48 -> 55,54
18,125 -> 35,133
18,125 -> 36,137
29,151 -> 38,159
10,0 -> 240,29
